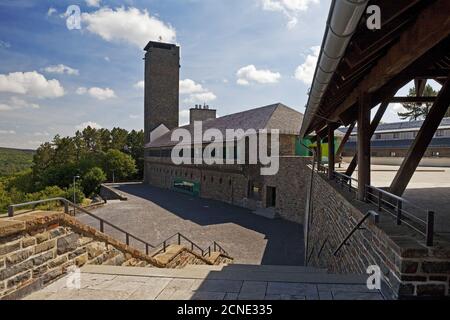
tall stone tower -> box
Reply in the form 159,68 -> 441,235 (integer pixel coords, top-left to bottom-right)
144,41 -> 180,144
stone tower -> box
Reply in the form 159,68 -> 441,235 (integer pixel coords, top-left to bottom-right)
144,41 -> 180,144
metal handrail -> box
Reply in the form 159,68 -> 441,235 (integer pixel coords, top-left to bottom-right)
332,171 -> 358,194
334,210 -> 379,256
365,185 -> 435,246
8,198 -> 229,256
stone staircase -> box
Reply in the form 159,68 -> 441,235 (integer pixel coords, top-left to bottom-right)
24,263 -> 386,300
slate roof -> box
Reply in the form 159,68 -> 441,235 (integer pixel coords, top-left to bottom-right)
146,103 -> 304,148
338,118 -> 450,135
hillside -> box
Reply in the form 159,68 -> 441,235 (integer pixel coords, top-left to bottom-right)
0,147 -> 35,176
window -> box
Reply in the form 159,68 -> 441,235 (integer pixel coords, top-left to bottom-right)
219,178 -> 223,184
432,151 -> 440,157
375,134 -> 382,140
393,133 -> 400,139
390,152 -> 397,157
436,130 -> 444,137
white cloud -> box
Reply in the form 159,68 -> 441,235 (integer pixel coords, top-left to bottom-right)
392,103 -> 408,114
295,46 -> 320,85
0,71 -> 65,98
82,7 -> 176,48
236,65 -> 281,85
179,79 -> 217,104
33,131 -> 50,137
76,87 -> 116,100
76,121 -> 102,131
43,64 -> 79,76
0,130 -> 16,135
47,7 -> 57,17
179,110 -> 190,126
129,114 -> 140,119
85,0 -> 101,7
104,56 -> 110,62
0,40 -> 11,49
179,79 -> 205,94
134,81 -> 145,89
0,97 -> 40,111
260,0 -> 319,28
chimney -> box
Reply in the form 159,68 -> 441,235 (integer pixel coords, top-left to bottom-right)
190,106 -> 217,124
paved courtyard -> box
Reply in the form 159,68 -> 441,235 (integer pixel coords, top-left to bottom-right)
78,183 -> 304,265
25,265 -> 384,301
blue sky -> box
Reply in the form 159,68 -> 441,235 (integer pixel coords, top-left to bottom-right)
0,0 -> 430,149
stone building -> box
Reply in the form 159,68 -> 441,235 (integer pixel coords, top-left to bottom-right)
144,103 -> 309,224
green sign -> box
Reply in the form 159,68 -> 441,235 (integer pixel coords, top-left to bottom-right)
173,178 -> 200,196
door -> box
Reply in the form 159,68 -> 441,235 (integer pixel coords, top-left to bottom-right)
266,186 -> 276,208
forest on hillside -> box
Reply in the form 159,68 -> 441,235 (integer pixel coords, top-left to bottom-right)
0,148 -> 35,177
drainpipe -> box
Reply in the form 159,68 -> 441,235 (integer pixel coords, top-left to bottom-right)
300,0 -> 369,138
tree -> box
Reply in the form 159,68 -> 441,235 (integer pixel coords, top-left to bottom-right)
103,149 -> 137,181
398,84 -> 438,121
82,167 -> 106,197
110,127 -> 129,151
126,130 -> 144,179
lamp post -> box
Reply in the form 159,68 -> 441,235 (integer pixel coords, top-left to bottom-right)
73,175 -> 80,205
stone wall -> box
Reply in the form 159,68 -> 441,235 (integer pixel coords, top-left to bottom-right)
100,184 -> 128,201
145,156 -> 311,224
306,171 -> 450,299
0,211 -> 232,300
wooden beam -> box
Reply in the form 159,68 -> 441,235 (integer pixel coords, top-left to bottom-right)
330,0 -> 450,122
389,96 -> 436,103
316,136 -> 322,168
346,101 -> 389,177
415,78 -> 427,97
390,75 -> 450,196
336,122 -> 355,156
357,93 -> 371,201
328,125 -> 335,180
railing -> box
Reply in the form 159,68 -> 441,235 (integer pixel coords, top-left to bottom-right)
334,210 -> 379,256
365,185 -> 435,246
151,232 -> 229,258
332,171 -> 358,195
8,198 -> 229,257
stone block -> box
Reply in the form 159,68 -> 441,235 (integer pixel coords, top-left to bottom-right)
47,255 -> 68,269
49,227 -> 66,239
42,268 -> 64,285
0,240 -> 21,256
0,220 -> 25,237
6,271 -> 31,288
22,236 -> 36,248
416,284 -> 446,296
34,239 -> 56,254
32,265 -> 48,278
422,261 -> 450,274
57,233 -> 79,255
399,260 -> 419,274
86,242 -> 107,259
35,232 -> 50,244
32,251 -> 54,266
6,248 -> 34,266
75,253 -> 88,267
0,260 -> 33,281
68,247 -> 87,259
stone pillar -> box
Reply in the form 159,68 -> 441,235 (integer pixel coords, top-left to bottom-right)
357,93 -> 371,201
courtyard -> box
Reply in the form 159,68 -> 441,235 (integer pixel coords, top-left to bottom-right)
78,183 -> 304,266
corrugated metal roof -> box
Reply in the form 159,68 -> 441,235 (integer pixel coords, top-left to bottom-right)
338,117 -> 450,135
146,103 -> 304,148
345,137 -> 450,150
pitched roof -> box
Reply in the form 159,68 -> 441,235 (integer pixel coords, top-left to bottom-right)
146,103 -> 304,148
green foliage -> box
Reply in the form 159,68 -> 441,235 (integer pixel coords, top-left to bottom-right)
82,167 -> 107,197
0,148 -> 34,177
0,126 -> 143,213
103,149 -> 137,181
398,85 -> 438,121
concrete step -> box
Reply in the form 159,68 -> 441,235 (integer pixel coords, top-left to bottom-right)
184,264 -> 328,274
81,265 -> 367,285
252,207 -> 279,219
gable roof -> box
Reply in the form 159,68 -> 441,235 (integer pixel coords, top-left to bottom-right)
146,103 -> 304,148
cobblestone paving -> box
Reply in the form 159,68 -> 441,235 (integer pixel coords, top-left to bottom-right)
78,183 -> 304,265
25,272 -> 384,300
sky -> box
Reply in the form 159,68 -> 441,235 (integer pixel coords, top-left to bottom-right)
0,0 -> 436,149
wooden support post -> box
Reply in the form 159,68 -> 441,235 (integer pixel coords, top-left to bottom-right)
317,136 -> 322,170
328,125 -> 335,180
346,101 -> 389,177
390,76 -> 450,195
357,93 -> 371,201
336,122 -> 355,157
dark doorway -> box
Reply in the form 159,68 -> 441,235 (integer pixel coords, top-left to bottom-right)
266,186 -> 276,208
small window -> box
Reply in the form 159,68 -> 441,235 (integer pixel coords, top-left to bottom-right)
432,151 -> 440,157
203,175 -> 206,181
229,179 -> 232,186
211,176 -> 214,183
436,130 -> 444,137
393,133 -> 400,139
219,178 -> 223,184
390,152 -> 397,157
375,134 -> 382,140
